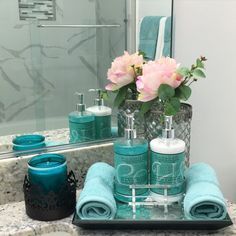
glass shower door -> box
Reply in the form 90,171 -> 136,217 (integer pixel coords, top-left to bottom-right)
0,0 -> 127,142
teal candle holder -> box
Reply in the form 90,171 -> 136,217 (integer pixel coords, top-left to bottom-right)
28,154 -> 67,194
12,134 -> 46,152
23,170 -> 77,221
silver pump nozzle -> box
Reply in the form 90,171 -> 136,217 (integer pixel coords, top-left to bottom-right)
75,92 -> 86,112
125,113 -> 137,140
162,115 -> 175,139
88,88 -> 104,106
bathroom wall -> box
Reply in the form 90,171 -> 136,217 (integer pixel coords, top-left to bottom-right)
0,0 -> 126,136
136,0 -> 172,19
174,0 -> 236,202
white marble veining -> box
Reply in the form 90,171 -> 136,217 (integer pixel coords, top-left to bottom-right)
0,0 -> 126,137
0,201 -> 235,236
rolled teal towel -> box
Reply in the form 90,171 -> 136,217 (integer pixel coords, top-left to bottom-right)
184,163 -> 227,220
76,162 -> 117,220
84,162 -> 115,189
139,16 -> 162,60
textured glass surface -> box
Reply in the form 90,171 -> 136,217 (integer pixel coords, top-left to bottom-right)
116,201 -> 184,220
0,0 -> 126,139
118,102 -> 192,167
117,100 -> 145,137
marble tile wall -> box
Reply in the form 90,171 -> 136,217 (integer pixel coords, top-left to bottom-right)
0,0 -> 126,137
18,0 -> 56,20
95,0 -> 127,89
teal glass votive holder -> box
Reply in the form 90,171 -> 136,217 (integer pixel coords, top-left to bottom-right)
28,154 -> 67,194
12,134 -> 46,152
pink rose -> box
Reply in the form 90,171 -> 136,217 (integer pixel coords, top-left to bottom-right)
136,57 -> 183,102
105,51 -> 144,91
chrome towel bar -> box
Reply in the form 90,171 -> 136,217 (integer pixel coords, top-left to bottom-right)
37,24 -> 121,28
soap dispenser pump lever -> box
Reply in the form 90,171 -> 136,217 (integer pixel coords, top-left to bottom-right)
88,88 -> 104,106
125,113 -> 137,140
162,115 -> 175,139
75,92 -> 86,113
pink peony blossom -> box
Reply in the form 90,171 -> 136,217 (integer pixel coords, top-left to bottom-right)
136,57 -> 183,102
105,51 -> 144,91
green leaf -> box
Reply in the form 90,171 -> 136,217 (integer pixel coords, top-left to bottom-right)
158,84 -> 175,101
129,82 -> 136,90
164,97 -> 181,116
114,86 -> 128,107
101,91 -> 109,100
140,100 -> 155,115
177,67 -> 190,77
175,85 -> 192,101
196,58 -> 204,69
193,68 -> 206,78
138,51 -> 146,58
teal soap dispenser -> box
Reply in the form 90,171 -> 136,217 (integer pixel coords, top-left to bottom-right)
86,89 -> 112,139
114,113 -> 148,203
68,93 -> 95,143
150,115 -> 185,204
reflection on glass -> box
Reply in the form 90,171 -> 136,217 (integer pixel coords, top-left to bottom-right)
0,0 -> 127,156
12,134 -> 46,152
69,93 -> 95,143
136,0 -> 173,59
0,0 -> 173,157
86,89 -> 112,140
138,16 -> 172,60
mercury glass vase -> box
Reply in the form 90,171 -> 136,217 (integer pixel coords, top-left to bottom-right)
144,103 -> 192,167
117,99 -> 145,137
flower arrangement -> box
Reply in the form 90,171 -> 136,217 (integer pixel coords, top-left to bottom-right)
105,51 -> 206,116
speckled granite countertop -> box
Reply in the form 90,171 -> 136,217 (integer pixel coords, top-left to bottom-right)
0,201 -> 235,236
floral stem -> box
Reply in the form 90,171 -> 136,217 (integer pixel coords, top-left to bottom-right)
187,80 -> 196,87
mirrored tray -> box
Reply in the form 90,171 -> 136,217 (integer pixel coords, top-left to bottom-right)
72,200 -> 233,230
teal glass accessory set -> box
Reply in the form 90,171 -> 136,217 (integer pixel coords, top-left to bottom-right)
73,161 -> 232,230
20,113 -> 232,229
68,90 -> 112,144
23,153 -> 77,221
114,113 -> 185,205
68,93 -> 95,143
12,90 -> 113,155
86,89 -> 112,140
12,134 -> 46,156
114,114 -> 148,202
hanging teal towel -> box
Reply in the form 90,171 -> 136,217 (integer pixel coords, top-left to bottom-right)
139,16 -> 162,60
76,162 -> 117,220
163,16 -> 172,57
184,163 -> 227,220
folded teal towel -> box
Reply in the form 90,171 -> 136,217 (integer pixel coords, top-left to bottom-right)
184,163 -> 227,220
76,162 -> 117,220
163,16 -> 172,57
139,16 -> 162,60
